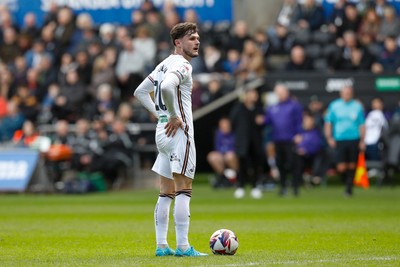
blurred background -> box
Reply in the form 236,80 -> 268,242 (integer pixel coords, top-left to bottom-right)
0,0 -> 399,193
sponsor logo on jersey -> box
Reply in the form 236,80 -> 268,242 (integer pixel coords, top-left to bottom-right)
170,153 -> 180,162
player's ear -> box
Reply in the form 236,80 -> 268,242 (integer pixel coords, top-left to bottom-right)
174,38 -> 181,47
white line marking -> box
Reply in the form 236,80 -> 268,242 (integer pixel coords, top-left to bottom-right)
194,256 -> 399,267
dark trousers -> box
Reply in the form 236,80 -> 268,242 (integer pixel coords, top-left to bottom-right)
237,145 -> 262,188
275,141 -> 297,191
293,154 -> 309,188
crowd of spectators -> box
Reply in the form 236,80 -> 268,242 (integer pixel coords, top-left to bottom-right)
0,0 -> 400,190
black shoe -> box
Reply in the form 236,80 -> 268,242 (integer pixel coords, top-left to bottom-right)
344,188 -> 353,198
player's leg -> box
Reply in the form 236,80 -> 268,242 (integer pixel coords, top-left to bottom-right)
173,173 -> 192,252
335,141 -> 350,196
275,142 -> 287,195
152,153 -> 175,256
155,176 -> 175,253
173,173 -> 207,257
344,140 -> 359,196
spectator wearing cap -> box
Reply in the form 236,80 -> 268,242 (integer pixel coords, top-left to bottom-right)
324,85 -> 365,197
264,84 -> 303,196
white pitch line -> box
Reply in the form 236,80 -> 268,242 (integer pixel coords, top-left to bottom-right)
194,256 -> 399,267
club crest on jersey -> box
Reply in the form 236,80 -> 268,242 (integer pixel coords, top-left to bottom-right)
176,66 -> 189,79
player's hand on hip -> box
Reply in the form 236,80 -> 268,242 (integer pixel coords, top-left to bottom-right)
165,116 -> 183,137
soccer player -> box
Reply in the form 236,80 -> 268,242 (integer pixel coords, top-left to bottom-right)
134,22 -> 207,257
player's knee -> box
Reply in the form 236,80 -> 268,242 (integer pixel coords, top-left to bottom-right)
174,173 -> 193,191
160,176 -> 175,195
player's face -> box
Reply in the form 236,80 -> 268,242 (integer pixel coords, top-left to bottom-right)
180,31 -> 200,59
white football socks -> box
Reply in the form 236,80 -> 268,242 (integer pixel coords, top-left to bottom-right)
174,189 -> 192,251
154,193 -> 174,247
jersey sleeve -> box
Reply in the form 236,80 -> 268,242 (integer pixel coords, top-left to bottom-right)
133,76 -> 157,118
168,61 -> 191,84
356,103 -> 365,126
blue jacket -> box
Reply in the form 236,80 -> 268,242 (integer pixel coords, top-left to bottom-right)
297,129 -> 322,156
265,98 -> 303,142
214,130 -> 235,154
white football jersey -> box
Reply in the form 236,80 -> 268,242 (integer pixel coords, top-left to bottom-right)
148,54 -> 194,137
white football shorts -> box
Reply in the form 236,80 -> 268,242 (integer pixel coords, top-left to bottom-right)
152,124 -> 196,179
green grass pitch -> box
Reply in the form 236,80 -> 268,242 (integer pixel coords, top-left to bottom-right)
0,181 -> 399,266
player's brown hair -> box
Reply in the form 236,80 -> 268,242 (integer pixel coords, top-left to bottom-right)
170,22 -> 198,47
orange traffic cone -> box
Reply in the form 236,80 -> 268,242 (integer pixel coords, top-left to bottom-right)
354,152 -> 369,189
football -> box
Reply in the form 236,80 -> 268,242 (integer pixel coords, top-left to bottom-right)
209,229 -> 239,255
